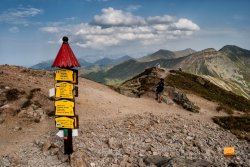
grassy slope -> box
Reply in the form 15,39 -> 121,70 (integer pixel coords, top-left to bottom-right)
213,116 -> 250,141
165,70 -> 250,112
166,69 -> 250,141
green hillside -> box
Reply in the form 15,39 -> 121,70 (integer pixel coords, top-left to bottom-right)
166,70 -> 250,112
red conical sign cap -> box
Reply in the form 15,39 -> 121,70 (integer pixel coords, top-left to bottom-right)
52,37 -> 80,68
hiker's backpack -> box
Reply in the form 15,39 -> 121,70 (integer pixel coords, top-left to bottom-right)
156,81 -> 164,92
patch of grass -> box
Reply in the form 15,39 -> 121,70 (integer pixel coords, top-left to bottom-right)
21,100 -> 32,109
5,88 -> 20,101
166,70 -> 250,112
33,100 -> 42,108
213,116 -> 250,141
26,88 -> 41,99
30,88 -> 41,93
216,104 -> 234,115
46,109 -> 54,117
26,94 -> 33,100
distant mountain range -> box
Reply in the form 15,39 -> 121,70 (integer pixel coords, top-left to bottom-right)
93,55 -> 133,65
81,48 -> 197,84
81,45 -> 250,99
30,55 -> 133,70
30,45 -> 250,99
138,48 -> 195,62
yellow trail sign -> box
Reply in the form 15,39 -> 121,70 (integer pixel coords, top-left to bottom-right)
55,100 -> 75,116
55,82 -> 74,99
55,69 -> 78,83
55,117 -> 77,129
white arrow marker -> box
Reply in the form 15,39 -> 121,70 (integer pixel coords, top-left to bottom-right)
56,130 -> 64,138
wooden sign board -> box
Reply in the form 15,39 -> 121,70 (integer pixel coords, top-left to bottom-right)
55,82 -> 74,99
55,116 -> 78,129
55,100 -> 75,116
55,69 -> 78,84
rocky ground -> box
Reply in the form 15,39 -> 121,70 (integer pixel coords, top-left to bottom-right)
1,113 -> 249,167
0,65 -> 249,167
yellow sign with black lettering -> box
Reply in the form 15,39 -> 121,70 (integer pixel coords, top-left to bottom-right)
55,117 -> 77,129
55,100 -> 75,116
55,69 -> 78,83
55,82 -> 74,99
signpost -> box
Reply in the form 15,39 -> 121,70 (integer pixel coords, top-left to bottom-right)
51,36 -> 80,161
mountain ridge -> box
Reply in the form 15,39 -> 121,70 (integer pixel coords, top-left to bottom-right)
81,45 -> 250,99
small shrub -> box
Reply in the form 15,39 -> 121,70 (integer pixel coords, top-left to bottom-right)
48,97 -> 54,101
213,116 -> 250,141
34,118 -> 40,123
46,109 -> 54,117
26,94 -> 33,100
216,104 -> 234,115
31,88 -> 41,93
14,108 -> 21,115
26,88 -> 41,99
21,100 -> 32,109
5,88 -> 19,101
33,100 -> 42,108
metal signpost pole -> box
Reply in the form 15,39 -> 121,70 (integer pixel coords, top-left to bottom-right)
51,37 -> 80,164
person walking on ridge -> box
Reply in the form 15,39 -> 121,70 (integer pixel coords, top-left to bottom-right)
155,78 -> 164,103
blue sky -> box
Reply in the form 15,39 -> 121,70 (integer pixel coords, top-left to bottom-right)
0,0 -> 250,66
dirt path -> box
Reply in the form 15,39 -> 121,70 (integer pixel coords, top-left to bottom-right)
76,78 -> 226,124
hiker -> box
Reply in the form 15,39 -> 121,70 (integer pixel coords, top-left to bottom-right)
155,78 -> 164,103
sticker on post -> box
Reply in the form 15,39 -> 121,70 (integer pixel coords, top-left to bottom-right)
55,117 -> 77,129
56,129 -> 78,137
55,82 -> 74,99
49,88 -> 55,97
55,100 -> 75,116
72,129 -> 78,136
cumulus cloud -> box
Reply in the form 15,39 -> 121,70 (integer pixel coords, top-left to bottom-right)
92,7 -> 146,27
173,18 -> 200,31
147,15 -> 175,24
8,26 -> 20,33
0,7 -> 43,26
40,7 -> 200,50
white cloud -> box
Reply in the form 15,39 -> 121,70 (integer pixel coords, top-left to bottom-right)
40,27 -> 60,33
147,15 -> 175,24
126,5 -> 142,12
0,7 -> 43,26
8,26 -> 20,33
40,8 -> 200,50
173,18 -> 200,31
65,17 -> 77,21
92,7 -> 146,26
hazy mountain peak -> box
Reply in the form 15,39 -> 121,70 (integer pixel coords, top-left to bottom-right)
201,48 -> 217,53
138,49 -> 175,62
220,45 -> 242,51
174,48 -> 196,58
155,49 -> 174,54
220,45 -> 250,56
